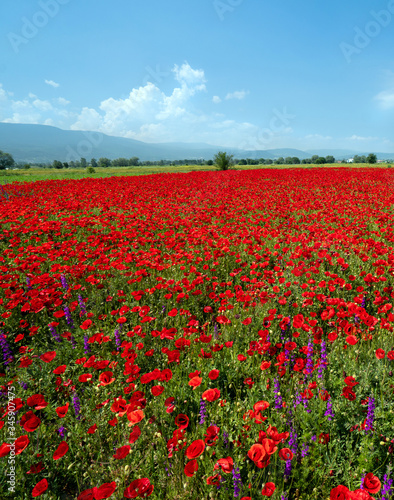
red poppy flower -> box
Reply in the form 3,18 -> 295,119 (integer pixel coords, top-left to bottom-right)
40,351 -> 57,363
346,335 -> 358,345
128,425 -> 141,444
261,482 -> 276,497
208,369 -> 219,380
279,448 -> 294,460
32,478 -> 48,497
26,461 -> 45,474
21,411 -> 41,432
188,376 -> 202,389
77,489 -> 95,500
330,485 -> 356,500
94,481 -> 117,499
362,473 -> 381,494
375,348 -> 385,359
387,350 -> 394,360
213,456 -> 234,473
202,388 -> 220,402
184,459 -> 198,477
127,410 -> 144,427
0,442 -> 10,457
206,474 -> 222,486
87,424 -> 97,434
27,394 -> 48,410
174,414 -> 189,429
344,376 -> 359,387
185,439 -> 205,459
53,365 -> 67,374
113,445 -> 131,459
80,319 -> 93,330
318,432 -> 330,445
98,371 -> 115,386
151,385 -> 165,396
123,478 -> 154,498
53,441 -> 69,460
260,361 -> 271,371
56,402 -> 69,418
79,373 -> 92,382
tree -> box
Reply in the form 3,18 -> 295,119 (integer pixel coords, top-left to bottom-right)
325,155 -> 335,164
213,151 -> 234,171
275,157 -> 284,165
53,160 -> 63,169
90,158 -> 97,168
238,159 -> 247,165
80,158 -> 87,168
129,157 -> 139,166
316,157 -> 326,164
292,157 -> 300,164
98,157 -> 111,168
367,153 -> 377,164
0,150 -> 15,170
284,157 -> 293,164
206,159 -> 214,166
311,155 -> 319,163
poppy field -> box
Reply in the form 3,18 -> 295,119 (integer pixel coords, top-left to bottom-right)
1,167 -> 394,499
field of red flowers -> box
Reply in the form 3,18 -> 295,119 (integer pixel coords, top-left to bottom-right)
0,168 -> 393,499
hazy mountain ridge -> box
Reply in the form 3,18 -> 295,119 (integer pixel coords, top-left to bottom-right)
0,123 -> 393,163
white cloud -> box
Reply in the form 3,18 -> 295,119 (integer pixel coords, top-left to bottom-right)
70,107 -> 102,131
374,90 -> 394,109
225,90 -> 248,100
57,97 -> 70,106
212,96 -> 222,104
347,134 -> 380,141
305,134 -> 332,140
45,79 -> 60,88
173,63 -> 206,90
32,99 -> 53,112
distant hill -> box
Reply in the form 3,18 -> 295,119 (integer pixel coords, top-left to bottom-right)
0,123 -> 393,163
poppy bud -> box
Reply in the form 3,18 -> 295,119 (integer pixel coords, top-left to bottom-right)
389,371 -> 393,377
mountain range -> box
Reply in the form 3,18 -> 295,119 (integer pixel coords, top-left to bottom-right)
0,123 -> 393,163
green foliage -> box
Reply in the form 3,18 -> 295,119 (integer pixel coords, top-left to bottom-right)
213,151 -> 234,171
0,150 -> 15,170
367,153 -> 377,164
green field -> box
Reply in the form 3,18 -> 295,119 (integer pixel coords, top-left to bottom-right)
0,163 -> 389,184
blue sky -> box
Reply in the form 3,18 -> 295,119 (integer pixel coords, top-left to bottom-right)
0,0 -> 393,152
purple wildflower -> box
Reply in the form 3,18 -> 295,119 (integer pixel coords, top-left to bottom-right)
78,295 -> 87,316
0,331 -> 14,366
223,431 -> 229,448
58,426 -> 66,438
325,399 -> 335,421
26,277 -> 32,290
274,378 -> 283,410
72,392 -> 81,421
381,467 -> 393,499
114,328 -> 121,351
301,443 -> 310,458
19,381 -> 28,390
365,395 -> 375,435
318,340 -> 327,379
232,463 -> 242,498
63,305 -> 75,329
305,339 -> 314,377
60,275 -> 69,291
199,397 -> 207,425
83,335 -> 91,355
49,324 -> 62,343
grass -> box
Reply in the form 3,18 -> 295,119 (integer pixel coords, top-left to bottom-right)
0,163 -> 390,184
